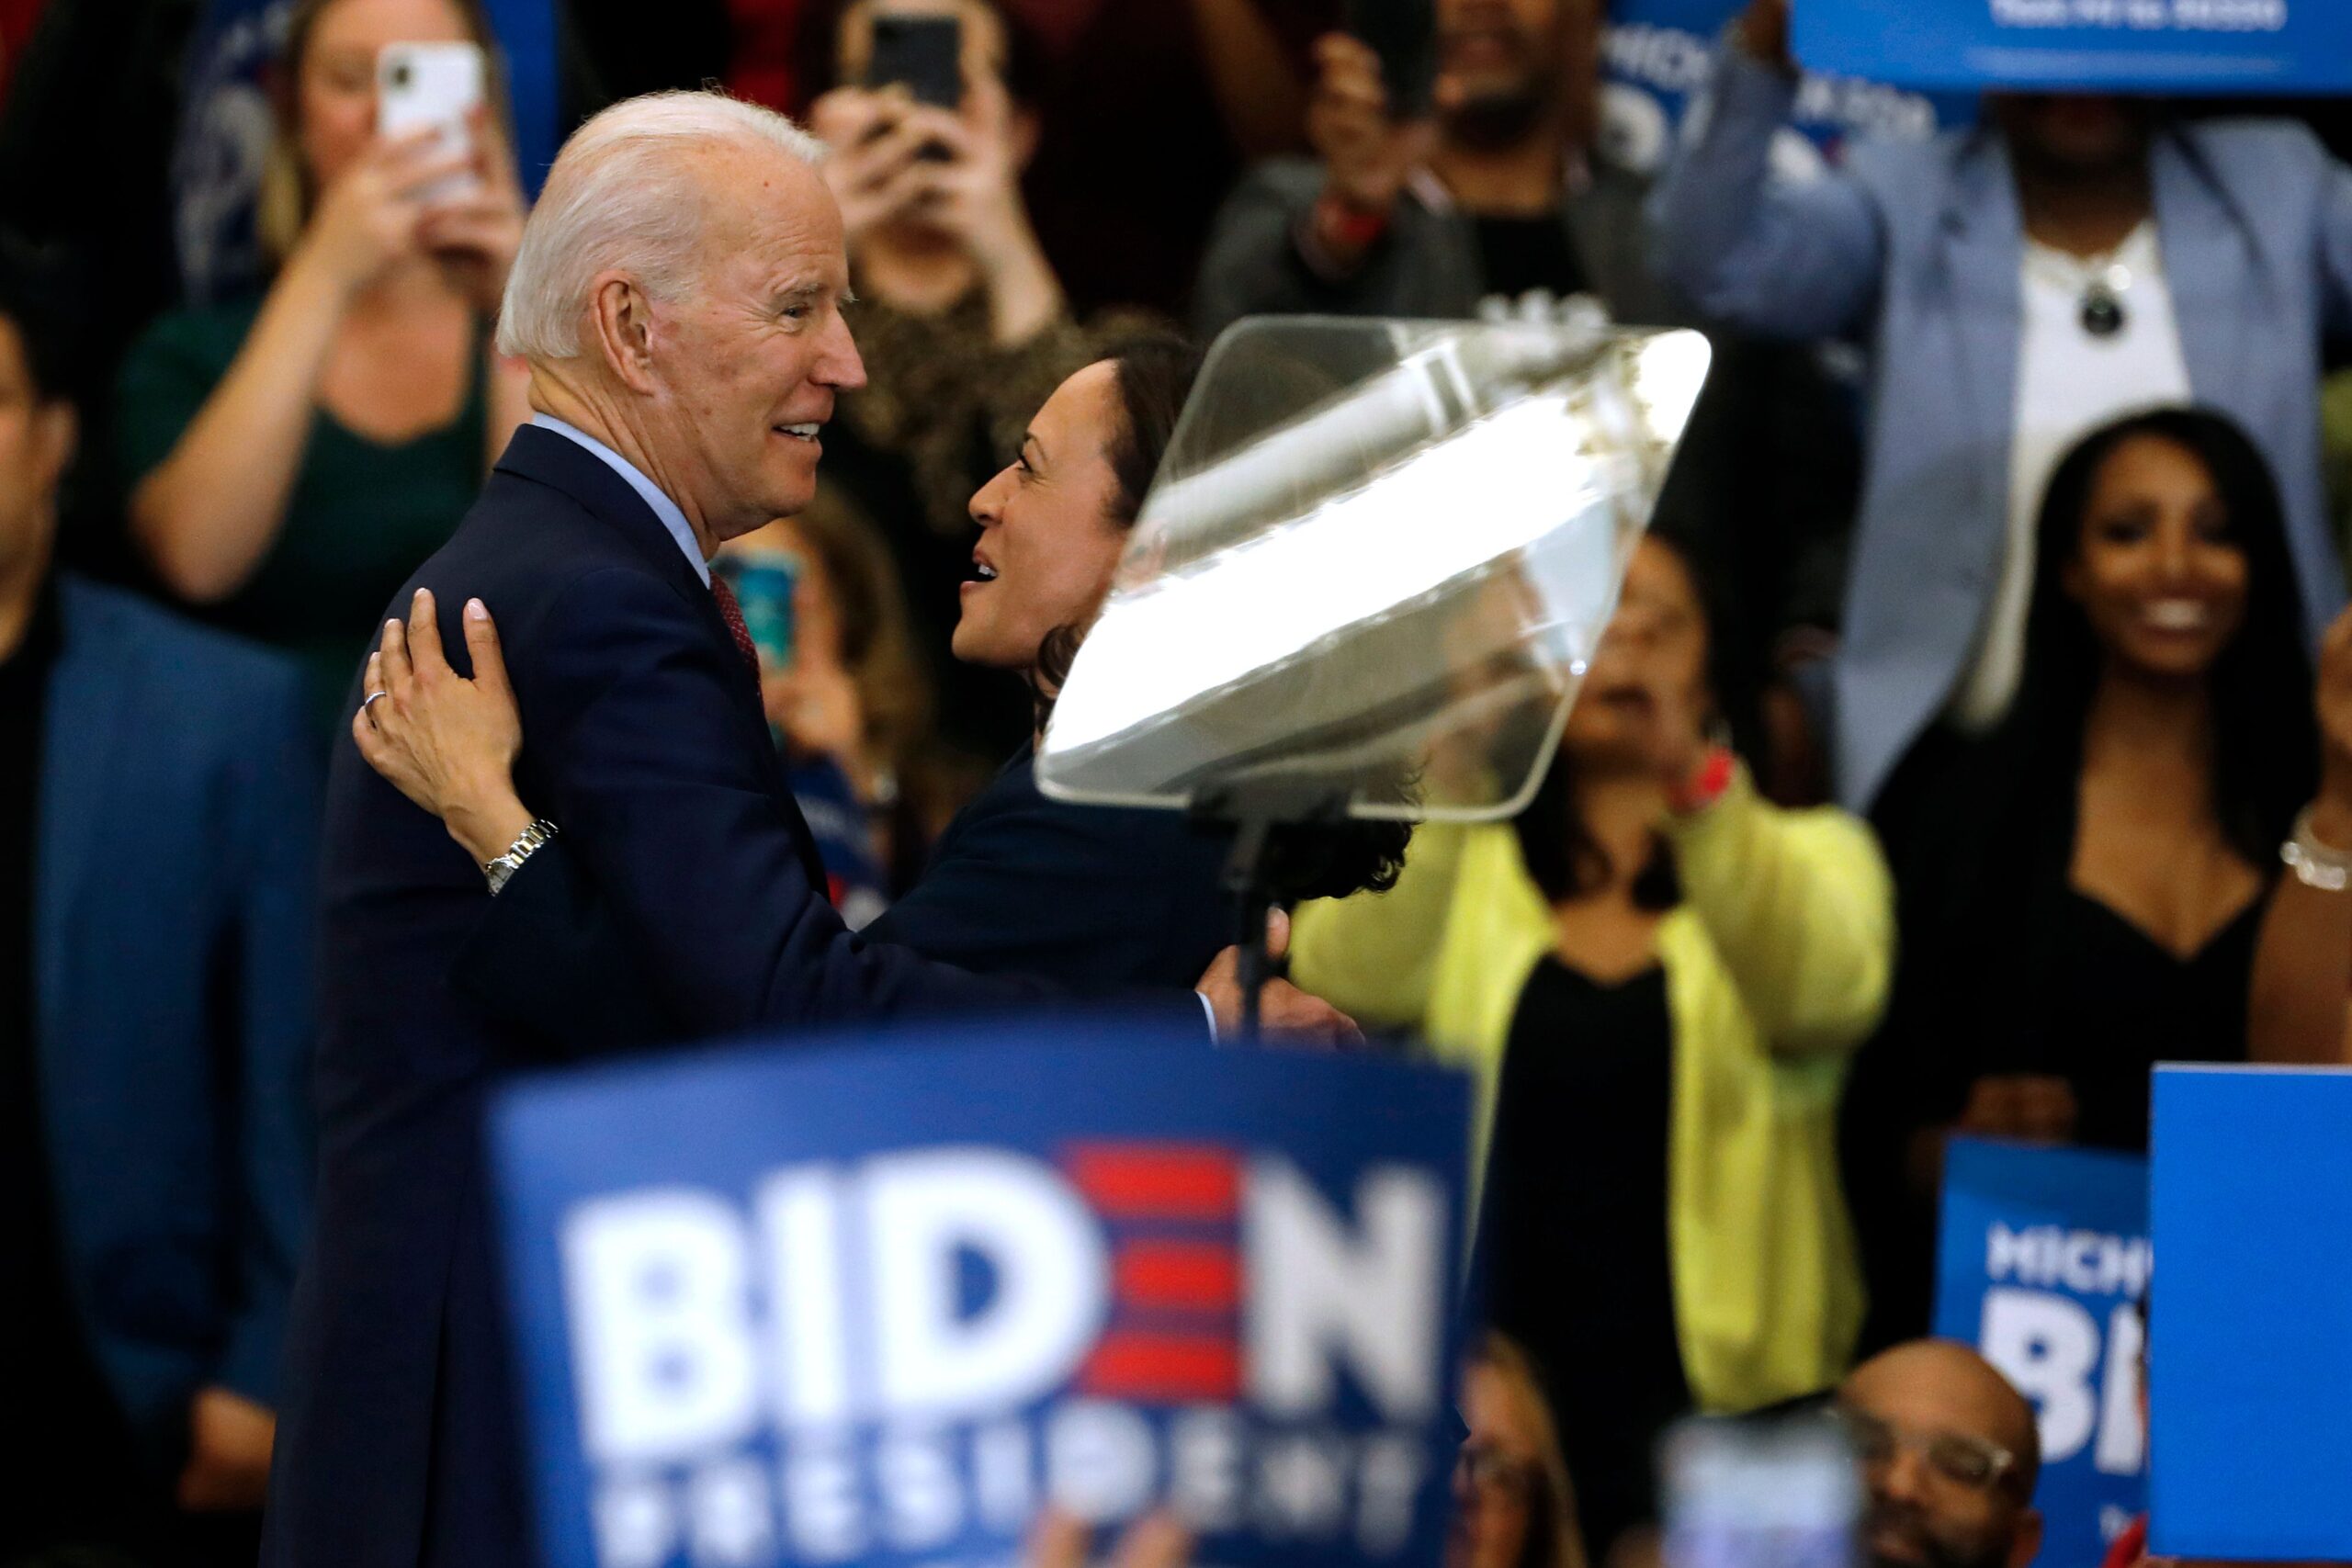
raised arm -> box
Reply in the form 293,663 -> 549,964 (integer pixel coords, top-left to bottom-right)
1666,763 -> 1894,1055
2319,130 -> 2352,339
1646,0 -> 1885,342
2249,606 -> 2352,1063
128,132 -> 474,603
1192,32 -> 1437,338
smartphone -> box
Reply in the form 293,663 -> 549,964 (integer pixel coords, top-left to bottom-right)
866,13 -> 964,109
1344,0 -> 1438,119
715,552 -> 800,674
378,40 -> 484,202
1659,1415 -> 1860,1568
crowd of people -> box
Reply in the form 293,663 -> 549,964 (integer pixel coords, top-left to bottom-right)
4,0 -> 2351,1562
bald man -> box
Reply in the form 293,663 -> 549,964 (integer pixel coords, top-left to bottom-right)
1837,1340 -> 2044,1568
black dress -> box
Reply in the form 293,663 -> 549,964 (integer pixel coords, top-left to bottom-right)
862,746 -> 1236,990
1844,723 -> 2275,1348
2035,891 -> 2264,1152
1482,957 -> 1688,1562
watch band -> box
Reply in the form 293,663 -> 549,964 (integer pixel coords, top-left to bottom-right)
2281,806 -> 2352,894
483,818 -> 560,897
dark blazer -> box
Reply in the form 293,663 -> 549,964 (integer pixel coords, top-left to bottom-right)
262,427 -> 1189,1568
464,744 -> 1236,1001
36,574 -> 316,1464
864,745 -> 1234,990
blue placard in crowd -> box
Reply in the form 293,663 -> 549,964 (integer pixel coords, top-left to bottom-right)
1600,0 -> 1973,179
491,1021 -> 1476,1568
2149,1066 -> 2352,1559
1933,1138 -> 2148,1567
1792,0 -> 2352,93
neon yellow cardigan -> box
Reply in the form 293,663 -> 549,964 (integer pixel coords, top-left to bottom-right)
1290,768 -> 1893,1414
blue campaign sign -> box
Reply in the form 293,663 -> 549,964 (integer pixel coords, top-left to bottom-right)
1792,0 -> 2352,94
491,1021 -> 1476,1568
2149,1066 -> 2352,1559
1600,0 -> 1973,179
1933,1138 -> 2148,1567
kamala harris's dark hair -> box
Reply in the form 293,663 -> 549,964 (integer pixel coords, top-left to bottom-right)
1028,331 -> 1204,710
2013,405 -> 2314,863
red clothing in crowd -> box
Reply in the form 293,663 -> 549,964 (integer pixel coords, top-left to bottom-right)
2100,1514 -> 2150,1568
0,0 -> 51,108
724,0 -> 803,108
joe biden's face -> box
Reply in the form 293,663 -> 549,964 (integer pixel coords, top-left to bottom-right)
642,146 -> 866,542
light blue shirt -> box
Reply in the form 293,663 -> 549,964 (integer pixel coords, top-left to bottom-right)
530,413 -> 710,586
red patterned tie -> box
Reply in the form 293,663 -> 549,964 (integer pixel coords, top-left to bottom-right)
708,574 -> 761,678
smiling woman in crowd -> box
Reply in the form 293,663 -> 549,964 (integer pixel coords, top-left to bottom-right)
1845,405 -> 2325,1347
352,333 -> 1398,995
117,0 -> 531,733
1289,525 -> 1894,1562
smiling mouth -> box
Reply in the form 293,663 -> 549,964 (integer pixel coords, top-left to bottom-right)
969,561 -> 998,583
2143,598 -> 2211,632
776,423 -> 822,442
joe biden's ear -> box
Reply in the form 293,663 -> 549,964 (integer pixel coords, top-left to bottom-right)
586,272 -> 662,395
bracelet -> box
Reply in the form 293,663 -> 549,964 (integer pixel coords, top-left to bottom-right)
1316,192 -> 1390,251
2281,805 -> 2352,894
1667,745 -> 1736,816
483,818 -> 560,897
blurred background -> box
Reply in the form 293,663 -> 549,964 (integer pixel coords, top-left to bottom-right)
3,0 -> 2350,1562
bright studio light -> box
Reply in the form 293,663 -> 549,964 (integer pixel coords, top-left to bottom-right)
1046,394 -> 1616,752
1038,318 -> 1713,820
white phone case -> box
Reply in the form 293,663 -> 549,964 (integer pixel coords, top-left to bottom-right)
378,41 -> 485,202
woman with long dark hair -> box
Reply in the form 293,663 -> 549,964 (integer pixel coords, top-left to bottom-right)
1846,405 -> 2322,1346
1290,525 -> 1894,1562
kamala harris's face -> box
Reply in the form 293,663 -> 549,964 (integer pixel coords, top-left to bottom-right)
954,361 -> 1129,676
639,146 -> 868,544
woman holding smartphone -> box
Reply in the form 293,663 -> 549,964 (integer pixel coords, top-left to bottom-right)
119,0 -> 530,733
797,0 -> 1138,769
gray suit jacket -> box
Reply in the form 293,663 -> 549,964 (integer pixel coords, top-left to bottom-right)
1653,42 -> 2352,809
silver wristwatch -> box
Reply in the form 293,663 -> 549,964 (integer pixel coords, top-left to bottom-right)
483,819 -> 560,896
2281,806 -> 2352,894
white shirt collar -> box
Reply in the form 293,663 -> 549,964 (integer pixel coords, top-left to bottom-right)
529,413 -> 711,586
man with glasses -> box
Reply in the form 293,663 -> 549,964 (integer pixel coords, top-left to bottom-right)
1838,1340 -> 2043,1568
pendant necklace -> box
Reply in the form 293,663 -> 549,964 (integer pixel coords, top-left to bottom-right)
2030,233 -> 2139,339
2079,261 -> 2131,338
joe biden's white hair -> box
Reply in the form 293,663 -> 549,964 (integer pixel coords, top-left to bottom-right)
496,92 -> 830,361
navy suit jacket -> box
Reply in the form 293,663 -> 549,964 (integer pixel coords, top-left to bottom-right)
464,741 -> 1236,1018
865,746 -> 1234,990
265,427 -> 1187,1568
37,576 -> 316,1465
